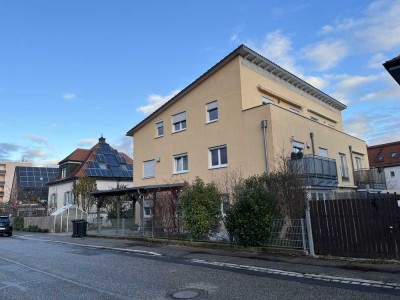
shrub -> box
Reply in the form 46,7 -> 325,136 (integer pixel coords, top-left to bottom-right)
225,175 -> 281,246
179,177 -> 221,239
13,216 -> 24,231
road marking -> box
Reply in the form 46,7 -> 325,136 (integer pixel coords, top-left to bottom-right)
190,259 -> 400,290
16,235 -> 162,256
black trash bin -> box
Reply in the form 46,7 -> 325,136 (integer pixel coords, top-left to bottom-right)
71,219 -> 80,238
80,220 -> 88,237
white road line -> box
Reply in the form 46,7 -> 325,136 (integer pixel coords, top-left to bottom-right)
16,235 -> 162,256
190,259 -> 400,289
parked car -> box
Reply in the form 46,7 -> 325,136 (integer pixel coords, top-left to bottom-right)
0,216 -> 13,237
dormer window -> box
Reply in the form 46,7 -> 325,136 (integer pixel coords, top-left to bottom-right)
61,167 -> 67,178
391,152 -> 398,158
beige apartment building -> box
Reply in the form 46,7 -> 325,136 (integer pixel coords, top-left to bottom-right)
0,161 -> 32,203
127,45 -> 384,199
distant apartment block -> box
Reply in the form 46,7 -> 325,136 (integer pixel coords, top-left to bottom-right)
0,161 -> 32,203
127,45 -> 381,199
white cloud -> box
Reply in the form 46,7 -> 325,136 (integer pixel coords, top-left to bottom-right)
302,40 -> 348,70
111,136 -> 133,158
301,75 -> 327,90
320,0 -> 400,52
334,74 -> 380,94
63,93 -> 77,100
136,89 -> 180,115
230,34 -> 239,42
367,53 -> 387,69
368,132 -> 400,146
22,134 -> 49,145
344,114 -> 373,138
77,138 -> 97,147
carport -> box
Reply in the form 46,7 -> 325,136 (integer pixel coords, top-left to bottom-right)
90,183 -> 183,235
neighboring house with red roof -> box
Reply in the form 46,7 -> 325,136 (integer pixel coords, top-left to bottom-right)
47,136 -> 133,212
368,141 -> 400,190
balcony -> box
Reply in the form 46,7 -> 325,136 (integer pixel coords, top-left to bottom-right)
354,168 -> 386,190
0,181 -> 4,186
0,191 -> 4,196
0,170 -> 5,174
287,155 -> 338,188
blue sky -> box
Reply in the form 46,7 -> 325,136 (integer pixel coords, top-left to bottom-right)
1,0 -> 399,166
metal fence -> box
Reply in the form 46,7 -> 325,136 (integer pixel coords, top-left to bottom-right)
87,217 -> 309,252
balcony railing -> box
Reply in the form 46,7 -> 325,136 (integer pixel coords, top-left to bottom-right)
354,168 -> 386,190
287,155 -> 338,187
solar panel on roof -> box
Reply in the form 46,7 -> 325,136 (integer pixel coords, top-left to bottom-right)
98,143 -> 113,154
95,154 -> 106,162
109,166 -> 123,177
84,169 -> 91,176
104,154 -> 119,166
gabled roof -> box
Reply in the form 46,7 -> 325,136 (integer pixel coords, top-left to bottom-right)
127,44 -> 347,136
49,137 -> 133,185
58,149 -> 90,165
368,141 -> 400,168
383,55 -> 400,85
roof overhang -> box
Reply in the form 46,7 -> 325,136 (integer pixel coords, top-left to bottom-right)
90,183 -> 184,198
383,55 -> 400,85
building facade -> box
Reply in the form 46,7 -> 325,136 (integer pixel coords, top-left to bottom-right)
0,161 -> 32,203
127,45 -> 381,199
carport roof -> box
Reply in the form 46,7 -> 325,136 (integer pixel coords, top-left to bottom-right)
90,183 -> 184,198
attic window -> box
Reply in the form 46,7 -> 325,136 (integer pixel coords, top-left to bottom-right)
391,152 -> 398,158
376,155 -> 384,162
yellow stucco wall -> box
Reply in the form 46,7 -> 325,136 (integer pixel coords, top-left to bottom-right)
131,54 -> 368,190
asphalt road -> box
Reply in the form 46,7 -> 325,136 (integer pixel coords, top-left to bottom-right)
0,233 -> 399,299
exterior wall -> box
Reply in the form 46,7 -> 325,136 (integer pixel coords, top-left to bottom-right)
0,161 -> 32,203
384,166 -> 400,190
239,58 -> 344,131
131,54 -> 368,191
133,57 -> 243,186
48,179 -> 133,211
267,104 -> 368,188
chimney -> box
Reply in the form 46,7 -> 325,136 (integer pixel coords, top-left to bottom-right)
99,135 -> 106,143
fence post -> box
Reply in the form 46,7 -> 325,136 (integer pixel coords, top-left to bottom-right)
300,218 -> 307,253
305,192 -> 316,257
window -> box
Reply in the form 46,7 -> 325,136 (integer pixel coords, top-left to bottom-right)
261,96 -> 274,105
319,148 -> 328,157
61,167 -> 67,178
155,120 -> 164,137
289,107 -> 300,114
339,153 -> 349,180
355,157 -> 362,171
144,198 -> 153,218
173,153 -> 188,174
64,191 -> 72,206
50,194 -> 57,207
143,160 -> 155,178
172,112 -> 187,132
206,101 -> 218,123
390,171 -> 395,178
391,152 -> 398,158
209,145 -> 228,168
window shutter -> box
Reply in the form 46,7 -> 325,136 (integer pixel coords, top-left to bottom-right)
143,160 -> 155,178
172,112 -> 186,123
207,101 -> 218,110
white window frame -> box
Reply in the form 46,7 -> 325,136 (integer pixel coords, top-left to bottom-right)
206,100 -> 218,123
61,167 -> 67,178
319,148 -> 328,158
172,112 -> 187,133
292,141 -> 304,153
209,145 -> 228,169
50,193 -> 57,207
339,153 -> 349,180
355,157 -> 362,171
64,191 -> 72,206
143,160 -> 155,179
173,153 -> 188,174
155,120 -> 164,138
